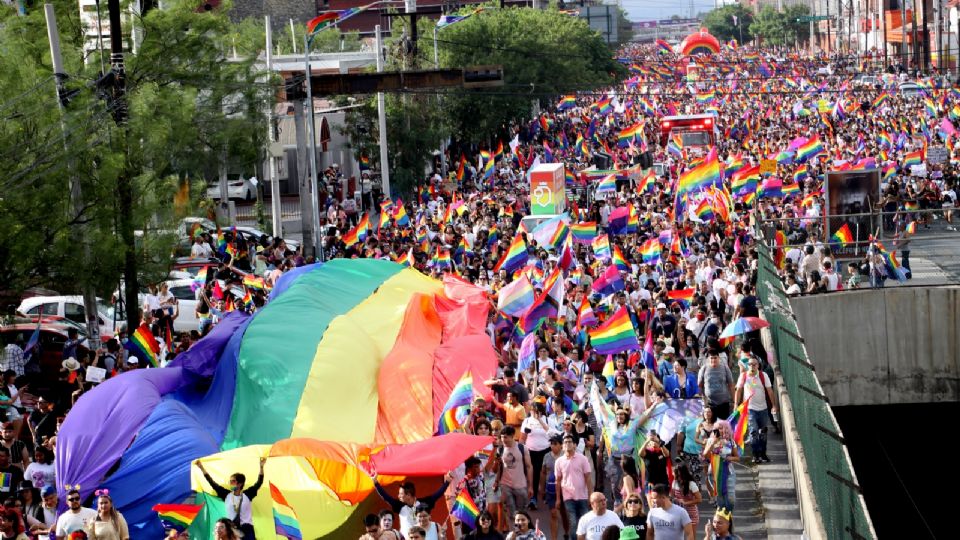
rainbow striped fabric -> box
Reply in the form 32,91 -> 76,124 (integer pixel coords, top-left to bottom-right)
902,150 -> 924,169
640,238 -> 661,264
677,149 -> 721,193
495,233 -> 528,273
152,503 -> 203,529
591,264 -> 625,297
451,488 -> 481,529
271,483 -> 303,539
571,222 -> 597,243
588,306 -> 639,355
496,276 -> 535,317
125,323 -> 160,367
577,300 -> 598,330
437,371 -> 474,434
795,136 -> 824,163
666,288 -> 695,309
727,399 -> 750,452
557,96 -> 577,111
592,234 -> 611,261
832,223 -> 854,247
612,244 -> 630,272
595,173 -> 617,197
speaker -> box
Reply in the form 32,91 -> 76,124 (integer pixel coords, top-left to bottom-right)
638,151 -> 654,170
593,152 -> 612,170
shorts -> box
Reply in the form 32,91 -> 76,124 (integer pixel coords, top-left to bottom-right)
544,490 -> 556,508
5,407 -> 21,422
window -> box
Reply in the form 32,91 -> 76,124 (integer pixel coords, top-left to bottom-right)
170,286 -> 195,301
64,302 -> 86,324
38,303 -> 59,316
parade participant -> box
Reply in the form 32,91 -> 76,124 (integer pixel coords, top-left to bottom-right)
195,458 -> 265,539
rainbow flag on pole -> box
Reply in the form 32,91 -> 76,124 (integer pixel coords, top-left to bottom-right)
451,487 -> 481,529
437,370 -> 474,434
666,288 -> 695,309
677,149 -> 721,193
831,223 -> 854,247
571,222 -> 597,243
588,306 -> 640,355
496,275 -> 535,317
727,398 -> 750,452
494,232 -> 528,273
125,323 -> 161,367
795,136 -> 824,163
591,264 -> 624,297
270,483 -> 303,539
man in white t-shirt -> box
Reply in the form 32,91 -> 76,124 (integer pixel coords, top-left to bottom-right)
55,489 -> 97,539
735,358 -> 778,463
576,491 -> 622,540
645,484 -> 693,540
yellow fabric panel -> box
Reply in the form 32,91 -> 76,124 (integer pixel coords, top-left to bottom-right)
290,268 -> 441,443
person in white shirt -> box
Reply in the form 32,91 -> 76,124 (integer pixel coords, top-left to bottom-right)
191,236 -> 213,259
55,489 -> 98,540
576,492 -> 622,540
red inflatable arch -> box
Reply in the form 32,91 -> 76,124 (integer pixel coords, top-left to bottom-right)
680,28 -> 721,56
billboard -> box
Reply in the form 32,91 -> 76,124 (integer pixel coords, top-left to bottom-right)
823,169 -> 881,258
529,163 -> 566,215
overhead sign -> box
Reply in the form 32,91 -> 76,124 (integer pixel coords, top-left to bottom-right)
797,15 -> 834,22
760,159 -> 778,175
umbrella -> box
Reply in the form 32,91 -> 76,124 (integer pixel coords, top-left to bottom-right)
719,316 -> 770,339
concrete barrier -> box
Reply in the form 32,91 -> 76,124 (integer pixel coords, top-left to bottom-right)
790,286 -> 960,406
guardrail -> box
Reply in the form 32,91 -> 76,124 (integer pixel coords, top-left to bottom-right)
754,225 -> 877,540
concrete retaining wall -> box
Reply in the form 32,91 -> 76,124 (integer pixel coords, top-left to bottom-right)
790,286 -> 960,406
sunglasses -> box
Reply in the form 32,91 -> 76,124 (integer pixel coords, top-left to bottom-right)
626,499 -> 641,504
68,497 -> 80,502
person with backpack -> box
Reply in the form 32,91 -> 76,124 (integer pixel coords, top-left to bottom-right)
493,426 -> 533,525
733,358 -> 778,464
195,458 -> 265,539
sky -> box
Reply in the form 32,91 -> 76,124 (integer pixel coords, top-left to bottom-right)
619,0 -> 730,22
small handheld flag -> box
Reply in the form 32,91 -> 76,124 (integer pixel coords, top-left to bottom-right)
451,488 -> 481,529
270,483 -> 303,539
152,503 -> 203,530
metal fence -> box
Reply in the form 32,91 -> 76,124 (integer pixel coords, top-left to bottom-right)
754,227 -> 877,540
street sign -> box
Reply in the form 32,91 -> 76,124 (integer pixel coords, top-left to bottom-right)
760,159 -> 777,175
927,146 -> 949,164
797,15 -> 834,22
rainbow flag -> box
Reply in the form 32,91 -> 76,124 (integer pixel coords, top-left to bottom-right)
711,452 -> 729,498
342,222 -> 363,248
270,483 -> 303,539
727,399 -> 750,452
666,288 -> 695,309
905,221 -> 917,234
359,154 -> 370,170
595,173 -> 617,197
588,306 -> 639,355
595,97 -> 613,115
872,92 -> 890,109
639,324 -> 656,372
677,149 -> 721,193
571,222 -> 597,243
832,223 -> 854,247
796,136 -> 824,163
241,289 -> 254,310
640,238 -> 661,264
242,274 -> 266,290
591,264 -> 625,297
781,181 -> 800,196
433,247 -> 451,270
451,487 -> 481,529
696,90 -> 716,104
903,150 -> 924,168
152,503 -> 203,529
393,200 -> 410,227
612,244 -> 630,272
655,38 -> 672,54
877,131 -> 893,148
191,266 -> 208,292
496,275 -> 535,317
125,323 -> 160,367
495,232 -> 528,273
456,154 -> 466,181
694,199 -> 715,221
638,169 -> 656,194
437,370 -> 474,434
592,234 -> 611,261
577,300 -> 598,330
618,123 -> 643,148
557,96 -> 577,111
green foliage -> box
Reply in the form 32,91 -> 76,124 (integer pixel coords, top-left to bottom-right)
702,4 -> 754,44
0,0 -> 270,298
750,5 -> 811,46
438,5 -> 621,144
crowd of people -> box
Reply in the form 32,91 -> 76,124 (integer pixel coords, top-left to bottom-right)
3,35 -> 959,540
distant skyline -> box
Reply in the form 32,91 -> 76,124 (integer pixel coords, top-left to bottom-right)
618,0 -> 732,22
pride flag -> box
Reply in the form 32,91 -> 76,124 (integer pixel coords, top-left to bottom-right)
571,222 -> 597,243
592,234 -> 611,261
639,323 -> 656,372
612,244 -> 630,272
677,149 -> 721,193
832,223 -> 854,247
557,96 -> 577,111
591,264 -> 625,297
655,38 -> 672,54
152,503 -> 203,529
451,488 -> 481,530
795,136 -> 824,163
270,483 -> 303,539
666,288 -> 695,309
902,150 -> 924,169
727,398 -> 750,452
191,266 -> 208,292
595,174 -> 617,197
640,238 -> 661,264
588,306 -> 640,355
125,324 -> 161,367
618,123 -> 643,148
437,370 -> 474,434
495,233 -> 528,273
496,275 -> 535,317
577,300 -> 598,330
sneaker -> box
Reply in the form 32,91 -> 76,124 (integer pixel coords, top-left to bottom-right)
762,454 -> 772,463
752,456 -> 762,464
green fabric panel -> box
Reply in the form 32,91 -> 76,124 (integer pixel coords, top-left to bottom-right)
221,259 -> 402,449
187,492 -> 226,538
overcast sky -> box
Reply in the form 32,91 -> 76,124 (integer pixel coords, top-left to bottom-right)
619,0 -> 730,21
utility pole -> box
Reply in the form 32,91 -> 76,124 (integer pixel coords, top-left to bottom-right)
45,4 -> 101,344
265,16 -> 282,238
290,77 -> 314,256
106,0 -> 138,331
911,0 -> 920,71
303,34 -> 321,258
375,24 -> 391,199
922,0 -> 931,70
901,0 -> 907,68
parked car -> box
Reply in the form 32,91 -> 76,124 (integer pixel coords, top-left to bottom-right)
16,296 -> 117,338
899,82 -> 924,98
206,175 -> 257,201
0,318 -> 94,376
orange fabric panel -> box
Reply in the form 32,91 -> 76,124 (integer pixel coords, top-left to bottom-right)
431,334 -> 498,424
438,274 -> 491,339
373,293 -> 443,444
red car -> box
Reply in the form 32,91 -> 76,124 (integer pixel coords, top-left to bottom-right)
0,318 -> 94,376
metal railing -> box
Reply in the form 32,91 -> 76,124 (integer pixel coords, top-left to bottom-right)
753,225 -> 878,540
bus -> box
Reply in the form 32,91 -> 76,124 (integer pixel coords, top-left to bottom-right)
659,114 -> 719,150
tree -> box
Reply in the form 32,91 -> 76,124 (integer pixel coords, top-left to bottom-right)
438,5 -> 622,144
702,4 -> 754,44
0,0 -> 270,309
750,5 -> 811,46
